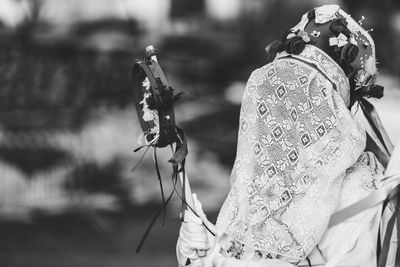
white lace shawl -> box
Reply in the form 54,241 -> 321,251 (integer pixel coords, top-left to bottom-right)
215,45 -> 379,262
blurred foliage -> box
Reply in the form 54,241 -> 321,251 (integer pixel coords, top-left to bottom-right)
64,159 -> 127,197
72,19 -> 140,37
182,104 -> 240,167
170,0 -> 205,18
0,36 -> 134,130
0,145 -> 70,176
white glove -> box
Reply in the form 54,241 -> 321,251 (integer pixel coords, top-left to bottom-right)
177,194 -> 213,267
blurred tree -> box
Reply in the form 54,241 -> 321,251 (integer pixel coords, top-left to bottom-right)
170,0 -> 205,18
0,145 -> 70,176
16,0 -> 43,42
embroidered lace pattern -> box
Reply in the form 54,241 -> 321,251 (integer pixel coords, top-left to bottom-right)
277,45 -> 350,107
215,45 -> 366,261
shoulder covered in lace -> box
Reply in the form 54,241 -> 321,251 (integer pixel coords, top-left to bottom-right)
216,56 -> 366,262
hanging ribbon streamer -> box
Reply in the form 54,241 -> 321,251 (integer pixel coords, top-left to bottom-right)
359,98 -> 394,156
352,90 -> 399,266
351,94 -> 399,266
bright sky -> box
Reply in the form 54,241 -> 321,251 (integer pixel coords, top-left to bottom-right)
0,0 -> 30,27
0,0 -> 253,29
0,0 -> 171,30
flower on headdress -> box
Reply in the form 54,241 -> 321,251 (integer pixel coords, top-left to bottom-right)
314,4 -> 340,24
287,30 -> 310,43
354,57 -> 377,87
354,68 -> 382,100
329,18 -> 349,35
298,30 -> 310,42
355,69 -> 368,87
340,43 -> 359,67
329,33 -> 348,47
285,36 -> 307,55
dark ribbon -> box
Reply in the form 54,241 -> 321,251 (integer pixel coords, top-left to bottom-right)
169,127 -> 188,166
135,126 -> 189,253
154,147 -> 166,225
169,127 -> 188,222
135,156 -> 179,253
378,191 -> 400,267
356,98 -> 399,267
359,98 -> 393,159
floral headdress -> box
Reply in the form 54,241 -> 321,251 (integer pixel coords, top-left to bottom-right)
266,4 -> 383,108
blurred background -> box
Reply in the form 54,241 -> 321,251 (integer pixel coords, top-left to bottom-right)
0,0 -> 399,266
